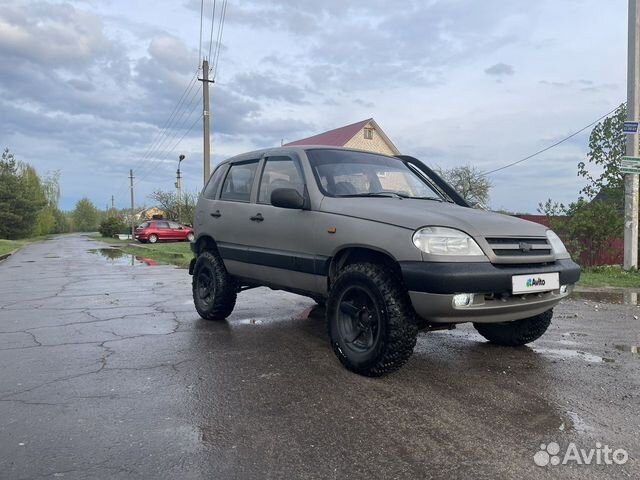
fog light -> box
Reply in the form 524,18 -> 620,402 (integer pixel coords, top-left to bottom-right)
560,285 -> 568,294
453,293 -> 473,307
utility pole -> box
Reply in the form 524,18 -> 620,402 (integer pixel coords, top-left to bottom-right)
111,194 -> 115,212
625,0 -> 640,270
199,59 -> 214,185
129,169 -> 135,240
176,154 -> 185,223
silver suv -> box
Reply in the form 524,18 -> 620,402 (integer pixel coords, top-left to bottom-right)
190,146 -> 580,376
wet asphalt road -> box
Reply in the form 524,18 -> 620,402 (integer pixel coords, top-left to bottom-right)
0,234 -> 638,479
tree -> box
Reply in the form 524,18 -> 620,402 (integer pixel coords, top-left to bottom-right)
536,104 -> 627,265
437,165 -> 491,206
72,198 -> 100,232
148,190 -> 198,224
99,216 -> 127,238
0,148 -> 46,239
577,102 -> 625,205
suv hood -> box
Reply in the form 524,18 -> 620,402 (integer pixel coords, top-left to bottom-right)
319,197 -> 548,238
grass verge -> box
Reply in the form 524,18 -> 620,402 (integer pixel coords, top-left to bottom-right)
578,265 -> 640,289
0,239 -> 30,257
92,236 -> 193,268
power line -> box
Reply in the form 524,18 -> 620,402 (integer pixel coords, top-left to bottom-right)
208,0 -> 217,60
133,95 -> 202,185
212,0 -> 228,79
112,70 -> 200,205
482,103 -> 622,176
198,0 -> 204,62
135,112 -> 203,186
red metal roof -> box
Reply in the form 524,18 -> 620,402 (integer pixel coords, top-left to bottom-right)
284,118 -> 372,147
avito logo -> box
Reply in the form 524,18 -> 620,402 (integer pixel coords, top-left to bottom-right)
526,277 -> 546,288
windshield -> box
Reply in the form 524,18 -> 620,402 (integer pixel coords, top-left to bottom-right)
307,149 -> 443,199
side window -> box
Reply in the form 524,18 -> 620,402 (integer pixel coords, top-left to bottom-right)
156,221 -> 169,229
168,222 -> 181,229
203,164 -> 226,200
220,160 -> 259,202
258,157 -> 304,204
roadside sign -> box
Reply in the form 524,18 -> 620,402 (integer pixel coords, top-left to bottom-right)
623,121 -> 639,134
621,156 -> 640,174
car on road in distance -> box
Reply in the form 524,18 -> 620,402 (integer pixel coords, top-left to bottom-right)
134,220 -> 194,244
189,146 -> 581,376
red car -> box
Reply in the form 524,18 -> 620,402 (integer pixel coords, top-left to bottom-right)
134,220 -> 194,244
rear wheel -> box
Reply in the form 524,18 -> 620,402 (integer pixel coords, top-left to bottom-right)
192,251 -> 237,321
474,309 -> 553,346
148,234 -> 158,244
327,262 -> 418,376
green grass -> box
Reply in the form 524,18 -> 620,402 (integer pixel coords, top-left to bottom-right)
0,239 -> 29,257
578,265 -> 640,289
93,236 -> 193,268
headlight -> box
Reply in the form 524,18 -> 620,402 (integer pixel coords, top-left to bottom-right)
412,227 -> 484,256
546,230 -> 568,256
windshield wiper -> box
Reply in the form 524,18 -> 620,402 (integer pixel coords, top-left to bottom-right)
335,192 -> 405,199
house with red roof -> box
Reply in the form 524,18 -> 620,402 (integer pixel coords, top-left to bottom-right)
284,118 -> 400,156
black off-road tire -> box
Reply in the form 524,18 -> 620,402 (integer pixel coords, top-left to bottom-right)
473,309 -> 553,346
327,262 -> 418,376
192,251 -> 237,321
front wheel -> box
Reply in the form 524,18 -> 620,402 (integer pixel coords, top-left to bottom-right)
186,232 -> 195,242
148,234 -> 158,244
327,263 -> 418,376
192,251 -> 237,321
473,309 -> 553,346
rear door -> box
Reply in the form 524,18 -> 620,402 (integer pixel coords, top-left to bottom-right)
168,221 -> 183,241
211,159 -> 261,277
155,221 -> 170,240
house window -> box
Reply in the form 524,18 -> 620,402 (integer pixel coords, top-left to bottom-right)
364,128 -> 374,140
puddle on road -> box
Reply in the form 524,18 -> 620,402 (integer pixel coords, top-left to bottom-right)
571,290 -> 640,305
88,248 -> 160,266
532,347 -> 615,364
614,344 -> 639,357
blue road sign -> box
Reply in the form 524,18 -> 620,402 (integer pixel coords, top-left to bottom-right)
623,121 -> 639,134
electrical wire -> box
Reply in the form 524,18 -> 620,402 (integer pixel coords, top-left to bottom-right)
212,0 -> 228,79
208,0 -> 217,60
198,0 -> 204,62
482,103 -> 622,176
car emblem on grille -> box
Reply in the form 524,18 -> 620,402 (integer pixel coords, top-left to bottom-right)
519,242 -> 532,253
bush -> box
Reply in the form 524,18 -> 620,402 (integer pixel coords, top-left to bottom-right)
99,216 -> 127,238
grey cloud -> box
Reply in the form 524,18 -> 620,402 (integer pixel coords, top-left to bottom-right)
0,2 -> 112,69
232,72 -> 308,104
485,63 -> 515,76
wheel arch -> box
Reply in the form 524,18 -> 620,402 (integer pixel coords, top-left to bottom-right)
193,235 -> 219,256
328,245 -> 402,291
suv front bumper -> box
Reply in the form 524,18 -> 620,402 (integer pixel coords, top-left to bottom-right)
400,258 -> 580,324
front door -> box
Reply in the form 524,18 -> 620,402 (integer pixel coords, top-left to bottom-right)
242,155 -> 322,293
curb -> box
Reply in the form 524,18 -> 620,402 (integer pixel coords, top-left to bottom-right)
0,248 -> 20,264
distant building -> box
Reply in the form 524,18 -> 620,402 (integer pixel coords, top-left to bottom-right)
285,118 -> 400,156
136,207 -> 165,221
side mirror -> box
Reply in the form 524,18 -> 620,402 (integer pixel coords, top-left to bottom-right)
271,188 -> 306,209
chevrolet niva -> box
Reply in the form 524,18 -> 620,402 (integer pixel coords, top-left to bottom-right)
189,147 -> 580,376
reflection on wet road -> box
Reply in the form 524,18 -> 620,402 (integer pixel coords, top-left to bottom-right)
0,235 -> 638,479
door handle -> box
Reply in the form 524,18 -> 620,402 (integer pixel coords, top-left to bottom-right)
210,210 -> 221,218
250,213 -> 264,222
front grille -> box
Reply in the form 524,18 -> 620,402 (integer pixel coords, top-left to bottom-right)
485,237 -> 551,257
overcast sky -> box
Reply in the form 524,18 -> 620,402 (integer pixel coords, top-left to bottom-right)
0,0 -> 627,212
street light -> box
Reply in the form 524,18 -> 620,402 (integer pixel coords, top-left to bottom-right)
177,154 -> 185,223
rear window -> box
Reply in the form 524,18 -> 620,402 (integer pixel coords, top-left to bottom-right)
138,222 -> 150,229
221,160 -> 259,202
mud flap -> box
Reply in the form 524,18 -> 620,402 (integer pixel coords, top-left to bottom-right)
188,258 -> 196,275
